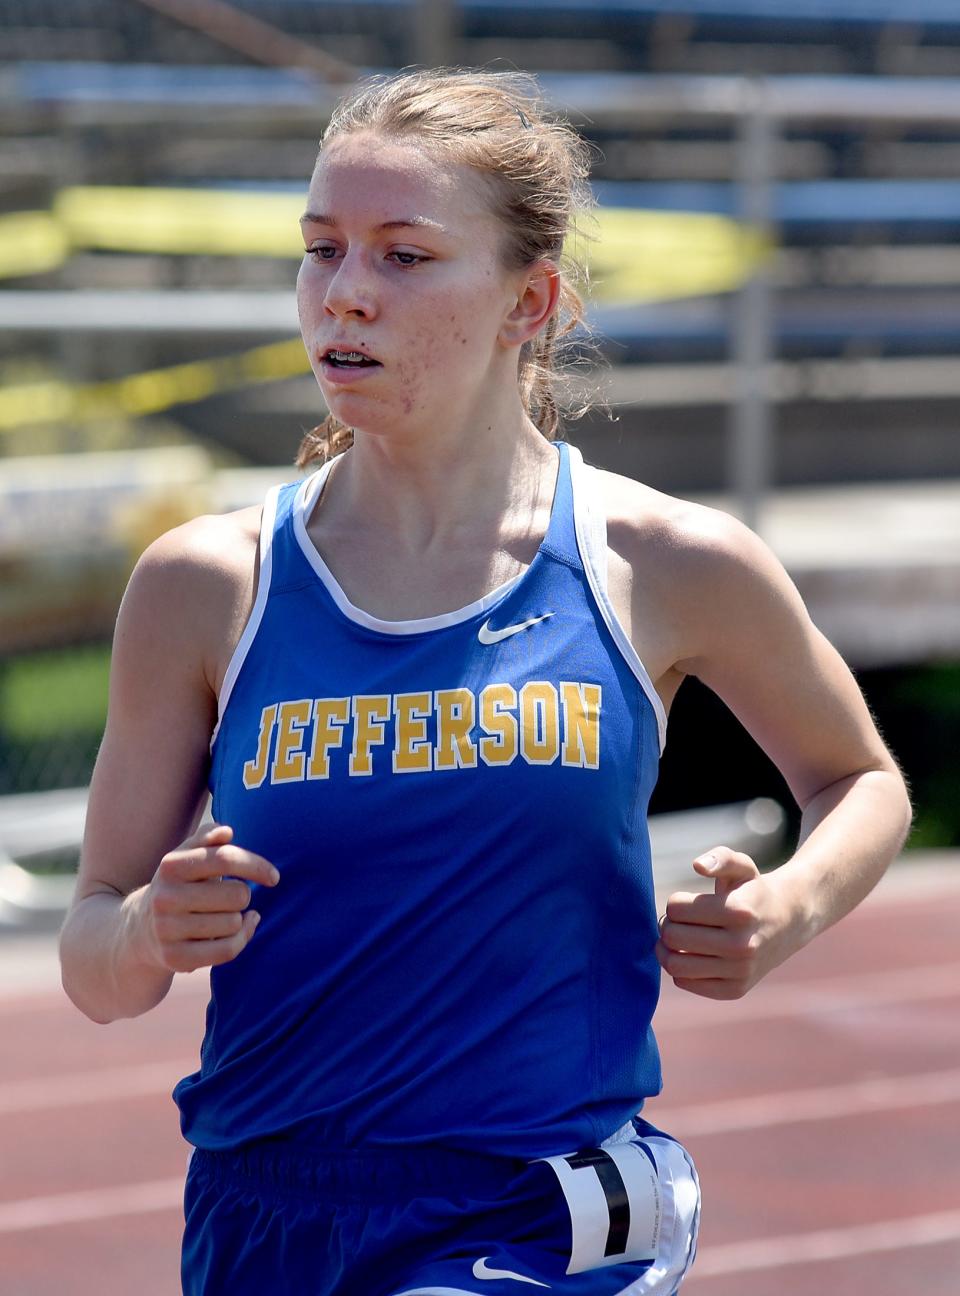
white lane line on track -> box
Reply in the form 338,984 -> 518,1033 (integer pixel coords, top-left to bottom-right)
3,1051 -> 959,1140
0,1179 -> 184,1233
694,1208 -> 960,1278
656,960 -> 960,1031
647,1065 -> 960,1137
0,1060 -> 196,1115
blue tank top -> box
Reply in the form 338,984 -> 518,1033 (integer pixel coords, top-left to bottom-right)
174,442 -> 668,1157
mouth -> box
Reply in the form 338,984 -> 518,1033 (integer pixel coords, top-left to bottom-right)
321,347 -> 382,370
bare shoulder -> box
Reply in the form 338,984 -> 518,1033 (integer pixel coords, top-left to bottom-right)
587,465 -> 901,804
132,505 -> 260,583
72,506 -> 263,902
593,466 -> 765,568
590,465 -> 811,671
595,466 -> 797,597
118,505 -> 262,695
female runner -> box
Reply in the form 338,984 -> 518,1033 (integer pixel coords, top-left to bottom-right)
59,68 -> 911,1296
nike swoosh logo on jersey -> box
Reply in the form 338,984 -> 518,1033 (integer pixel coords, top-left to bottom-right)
478,613 -> 554,645
471,1257 -> 551,1286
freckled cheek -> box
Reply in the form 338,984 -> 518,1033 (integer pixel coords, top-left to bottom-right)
445,306 -> 473,346
295,260 -> 312,309
393,355 -> 424,413
398,327 -> 460,398
436,314 -> 480,366
296,281 -> 330,382
296,263 -> 328,326
296,291 -> 314,343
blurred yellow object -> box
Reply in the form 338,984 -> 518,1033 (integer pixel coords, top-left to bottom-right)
54,186 -> 305,258
0,204 -> 772,433
1,186 -> 771,303
0,339 -> 311,431
0,212 -> 69,278
587,208 -> 772,303
0,445 -> 214,556
0,446 -> 216,650
113,483 -> 214,562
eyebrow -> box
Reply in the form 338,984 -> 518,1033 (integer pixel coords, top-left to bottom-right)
299,212 -> 446,233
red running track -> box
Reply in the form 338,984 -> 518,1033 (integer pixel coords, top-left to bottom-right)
1,855 -> 958,1296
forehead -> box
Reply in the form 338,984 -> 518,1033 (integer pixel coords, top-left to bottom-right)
307,131 -> 497,235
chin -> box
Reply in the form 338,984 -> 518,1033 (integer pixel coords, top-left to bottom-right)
322,396 -> 406,440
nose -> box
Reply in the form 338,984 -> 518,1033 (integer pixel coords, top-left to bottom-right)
322,250 -> 378,321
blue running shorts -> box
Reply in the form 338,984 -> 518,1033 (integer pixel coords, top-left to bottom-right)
181,1117 -> 700,1295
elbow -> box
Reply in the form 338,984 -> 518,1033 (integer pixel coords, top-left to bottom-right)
58,904 -> 172,1024
869,760 -> 913,860
877,747 -> 914,842
58,964 -> 116,1026
895,770 -> 915,852
59,968 -> 124,1026
57,913 -> 118,1026
66,992 -> 115,1027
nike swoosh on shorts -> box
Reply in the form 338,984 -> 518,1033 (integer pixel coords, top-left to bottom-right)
471,1256 -> 550,1286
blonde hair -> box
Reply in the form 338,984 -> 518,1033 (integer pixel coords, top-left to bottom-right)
296,66 -> 596,469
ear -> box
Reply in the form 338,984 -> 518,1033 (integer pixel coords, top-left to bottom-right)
498,259 -> 562,349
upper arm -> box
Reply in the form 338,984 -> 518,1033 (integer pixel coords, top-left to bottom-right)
74,514 -> 257,904
660,509 -> 899,810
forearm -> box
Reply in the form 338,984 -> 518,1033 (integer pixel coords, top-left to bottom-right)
774,765 -> 913,951
59,889 -> 174,1025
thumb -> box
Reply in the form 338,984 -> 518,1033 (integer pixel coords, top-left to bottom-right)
693,847 -> 760,897
240,908 -> 262,944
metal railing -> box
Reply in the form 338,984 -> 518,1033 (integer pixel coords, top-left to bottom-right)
547,72 -> 960,529
6,69 -> 960,525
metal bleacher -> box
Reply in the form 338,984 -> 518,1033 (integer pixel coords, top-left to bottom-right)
6,59 -> 960,369
4,5 -> 960,490
6,0 -> 960,73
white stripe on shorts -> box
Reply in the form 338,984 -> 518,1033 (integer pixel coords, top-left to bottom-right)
614,1136 -> 701,1295
392,1130 -> 700,1296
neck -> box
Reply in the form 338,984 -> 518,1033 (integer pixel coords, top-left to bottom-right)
320,405 -> 559,554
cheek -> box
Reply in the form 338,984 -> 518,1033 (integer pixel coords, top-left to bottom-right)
295,264 -> 311,332
296,261 -> 326,328
436,297 -> 493,360
442,274 -> 509,361
449,317 -> 469,349
392,351 -> 426,415
395,315 -> 474,408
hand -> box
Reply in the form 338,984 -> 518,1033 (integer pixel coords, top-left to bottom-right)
656,847 -> 796,1000
134,823 -> 280,974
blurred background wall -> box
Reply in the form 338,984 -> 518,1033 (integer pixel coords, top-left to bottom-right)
2,0 -> 960,880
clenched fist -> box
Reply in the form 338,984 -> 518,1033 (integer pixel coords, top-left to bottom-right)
135,823 -> 280,974
656,847 -> 798,1000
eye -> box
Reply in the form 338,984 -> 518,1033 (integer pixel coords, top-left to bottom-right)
388,251 -> 429,267
305,245 -> 338,262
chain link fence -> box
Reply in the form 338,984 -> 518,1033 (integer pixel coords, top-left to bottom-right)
0,641 -> 109,797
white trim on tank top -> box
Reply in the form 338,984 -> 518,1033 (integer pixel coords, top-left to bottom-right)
209,447 -> 668,753
290,455 -> 540,637
209,483 -> 281,749
566,445 -> 668,754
